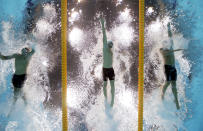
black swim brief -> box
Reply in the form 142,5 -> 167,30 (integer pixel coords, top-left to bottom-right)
164,65 -> 177,81
12,74 -> 27,88
103,68 -> 115,81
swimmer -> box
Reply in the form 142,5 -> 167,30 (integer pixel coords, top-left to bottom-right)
0,47 -> 35,115
160,23 -> 184,110
100,17 -> 115,107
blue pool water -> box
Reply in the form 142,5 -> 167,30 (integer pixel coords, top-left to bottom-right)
0,0 -> 27,22
178,0 -> 203,130
162,0 -> 203,130
0,0 -> 28,130
0,0 -> 203,130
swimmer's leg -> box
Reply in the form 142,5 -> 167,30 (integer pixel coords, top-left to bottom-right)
13,89 -> 19,104
161,81 -> 170,100
171,81 -> 180,109
103,81 -> 107,99
110,80 -> 115,107
7,88 -> 19,117
22,94 -> 28,106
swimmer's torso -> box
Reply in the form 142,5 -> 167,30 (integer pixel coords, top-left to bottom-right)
103,44 -> 113,68
15,54 -> 31,75
161,50 -> 175,66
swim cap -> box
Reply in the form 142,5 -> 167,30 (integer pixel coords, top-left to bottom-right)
107,41 -> 113,48
21,47 -> 30,55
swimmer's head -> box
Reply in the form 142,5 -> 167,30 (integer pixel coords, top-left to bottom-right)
107,41 -> 113,48
21,47 -> 30,55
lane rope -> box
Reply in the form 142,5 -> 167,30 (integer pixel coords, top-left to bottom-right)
61,0 -> 68,130
138,0 -> 145,131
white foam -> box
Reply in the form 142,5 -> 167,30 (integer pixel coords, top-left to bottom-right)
86,88 -> 138,131
69,27 -> 85,51
33,4 -> 57,41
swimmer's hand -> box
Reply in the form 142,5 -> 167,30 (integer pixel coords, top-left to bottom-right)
181,49 -> 187,53
177,49 -> 185,51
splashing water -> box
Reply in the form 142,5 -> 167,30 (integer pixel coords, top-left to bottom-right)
0,0 -> 200,130
67,6 -> 139,130
0,2 -> 61,131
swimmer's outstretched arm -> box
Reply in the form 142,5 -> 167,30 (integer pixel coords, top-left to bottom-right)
163,49 -> 185,56
100,17 -> 107,46
167,23 -> 175,50
167,23 -> 173,38
166,23 -> 185,53
0,53 -> 17,60
171,49 -> 184,52
168,49 -> 185,54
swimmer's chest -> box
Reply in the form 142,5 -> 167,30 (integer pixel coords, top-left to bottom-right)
103,46 -> 112,55
15,55 -> 30,66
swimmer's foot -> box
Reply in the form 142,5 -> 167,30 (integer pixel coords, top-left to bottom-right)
174,100 -> 180,110
176,102 -> 180,110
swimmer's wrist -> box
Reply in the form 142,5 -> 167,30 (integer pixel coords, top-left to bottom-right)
100,18 -> 105,24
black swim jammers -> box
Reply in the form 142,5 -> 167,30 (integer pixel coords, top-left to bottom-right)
12,74 -> 27,88
164,65 -> 177,81
103,68 -> 115,81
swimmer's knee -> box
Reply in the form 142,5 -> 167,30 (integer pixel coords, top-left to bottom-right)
110,80 -> 114,83
110,80 -> 114,86
103,81 -> 107,87
165,81 -> 170,86
172,81 -> 176,84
